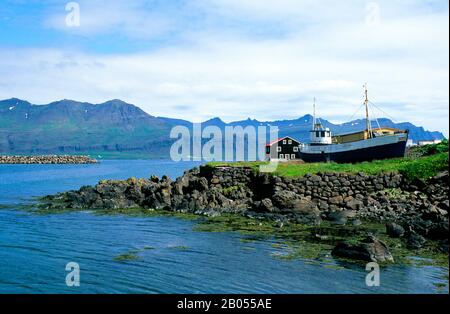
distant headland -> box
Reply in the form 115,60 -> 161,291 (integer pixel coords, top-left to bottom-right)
0,155 -> 98,164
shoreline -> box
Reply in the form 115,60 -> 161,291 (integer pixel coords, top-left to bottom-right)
0,155 -> 98,164
37,157 -> 449,266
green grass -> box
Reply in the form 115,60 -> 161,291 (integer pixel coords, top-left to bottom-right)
222,185 -> 244,196
399,152 -> 448,180
408,139 -> 449,158
208,152 -> 449,181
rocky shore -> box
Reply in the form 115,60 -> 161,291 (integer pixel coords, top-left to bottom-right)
0,155 -> 98,164
40,165 -> 449,262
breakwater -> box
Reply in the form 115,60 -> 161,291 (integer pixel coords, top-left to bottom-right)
0,155 -> 98,164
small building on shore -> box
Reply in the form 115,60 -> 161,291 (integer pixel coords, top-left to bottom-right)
265,136 -> 302,160
406,139 -> 416,147
417,139 -> 443,146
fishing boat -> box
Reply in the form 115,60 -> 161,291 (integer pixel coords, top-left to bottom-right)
299,85 -> 409,163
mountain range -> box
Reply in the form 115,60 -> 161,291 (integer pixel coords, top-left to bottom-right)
0,98 -> 445,158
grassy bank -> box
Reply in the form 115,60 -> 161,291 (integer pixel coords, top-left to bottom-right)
209,151 -> 449,181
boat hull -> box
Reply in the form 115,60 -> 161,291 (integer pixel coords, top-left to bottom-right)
299,135 -> 408,163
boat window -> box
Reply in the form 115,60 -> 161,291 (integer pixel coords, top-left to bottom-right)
321,131 -> 325,137
316,131 -> 320,137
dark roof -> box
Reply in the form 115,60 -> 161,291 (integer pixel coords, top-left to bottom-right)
266,136 -> 301,146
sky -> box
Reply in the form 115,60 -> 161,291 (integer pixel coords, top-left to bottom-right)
0,0 -> 448,135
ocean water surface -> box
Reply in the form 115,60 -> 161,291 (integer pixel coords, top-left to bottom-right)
0,160 -> 448,294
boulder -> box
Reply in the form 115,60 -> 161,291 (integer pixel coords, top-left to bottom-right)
438,239 -> 449,253
346,199 -> 364,210
160,187 -> 172,206
331,235 -> 394,263
272,190 -> 300,209
150,175 -> 159,183
210,177 -> 220,185
329,195 -> 343,205
259,198 -> 275,212
327,211 -> 348,225
290,198 -> 319,214
173,175 -> 190,195
386,222 -> 405,238
352,219 -> 362,226
327,210 -> 356,225
406,232 -> 426,249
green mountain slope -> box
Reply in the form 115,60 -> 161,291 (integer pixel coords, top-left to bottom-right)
0,98 -> 445,158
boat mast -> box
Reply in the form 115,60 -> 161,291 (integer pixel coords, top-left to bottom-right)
313,97 -> 316,129
364,83 -> 371,139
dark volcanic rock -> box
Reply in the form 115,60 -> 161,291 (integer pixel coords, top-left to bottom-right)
329,195 -> 344,205
327,211 -> 348,225
39,164 -> 449,246
346,198 -> 364,210
331,235 -> 394,263
272,190 -> 300,209
259,198 -> 274,212
289,199 -> 319,214
406,232 -> 426,249
386,222 -> 405,238
438,239 -> 449,253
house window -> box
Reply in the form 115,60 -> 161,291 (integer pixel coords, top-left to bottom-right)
293,146 -> 298,152
283,139 -> 287,144
279,154 -> 284,159
288,139 -> 292,144
277,146 -> 282,152
291,154 -> 296,159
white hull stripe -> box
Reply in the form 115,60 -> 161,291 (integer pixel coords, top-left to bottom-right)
300,134 -> 407,154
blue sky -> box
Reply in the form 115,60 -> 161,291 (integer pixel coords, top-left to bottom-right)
0,0 -> 448,135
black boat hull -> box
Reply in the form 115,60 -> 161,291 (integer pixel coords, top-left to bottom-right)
299,140 -> 407,163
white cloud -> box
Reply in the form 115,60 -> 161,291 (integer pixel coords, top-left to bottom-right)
44,0 -> 174,38
0,0 -> 448,135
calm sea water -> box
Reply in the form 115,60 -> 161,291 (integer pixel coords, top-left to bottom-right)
0,160 -> 448,294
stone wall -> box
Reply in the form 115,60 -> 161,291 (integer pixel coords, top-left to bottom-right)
41,165 -> 449,241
